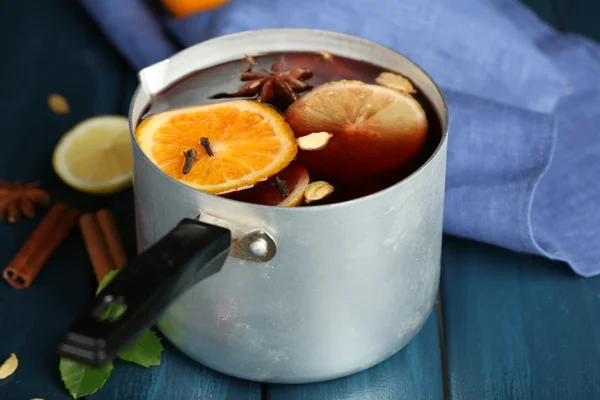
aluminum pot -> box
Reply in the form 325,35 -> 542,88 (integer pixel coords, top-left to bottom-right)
59,29 -> 448,384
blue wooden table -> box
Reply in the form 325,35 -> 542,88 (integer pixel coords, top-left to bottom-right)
1,0 -> 599,399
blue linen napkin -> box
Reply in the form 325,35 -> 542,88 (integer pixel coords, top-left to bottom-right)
79,0 -> 600,276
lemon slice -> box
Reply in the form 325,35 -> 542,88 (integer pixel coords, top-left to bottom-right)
285,80 -> 428,178
53,116 -> 133,194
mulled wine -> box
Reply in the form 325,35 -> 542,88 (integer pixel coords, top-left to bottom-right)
136,51 -> 442,206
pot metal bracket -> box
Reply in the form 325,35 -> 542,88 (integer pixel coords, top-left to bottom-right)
197,213 -> 277,263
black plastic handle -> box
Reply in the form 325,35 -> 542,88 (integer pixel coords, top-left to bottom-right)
58,218 -> 231,366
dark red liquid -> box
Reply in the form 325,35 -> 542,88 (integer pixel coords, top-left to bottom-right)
142,51 -> 443,206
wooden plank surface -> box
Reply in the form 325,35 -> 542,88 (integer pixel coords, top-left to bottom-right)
441,1 -> 600,399
0,1 -> 262,399
265,309 -> 444,400
554,0 -> 600,42
88,346 -> 262,400
519,0 -> 557,26
441,236 -> 600,400
0,0 -> 122,398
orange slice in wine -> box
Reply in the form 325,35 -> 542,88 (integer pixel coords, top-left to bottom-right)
135,100 -> 298,194
285,80 -> 428,178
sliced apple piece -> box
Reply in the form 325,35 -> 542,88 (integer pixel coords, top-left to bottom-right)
222,162 -> 310,207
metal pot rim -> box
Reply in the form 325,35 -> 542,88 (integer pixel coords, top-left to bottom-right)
128,28 -> 449,212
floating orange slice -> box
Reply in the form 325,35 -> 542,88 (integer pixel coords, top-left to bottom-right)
135,101 -> 297,194
285,80 -> 428,179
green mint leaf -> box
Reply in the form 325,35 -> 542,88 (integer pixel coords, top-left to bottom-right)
59,357 -> 113,399
96,269 -> 127,321
119,330 -> 163,367
96,269 -> 121,295
99,300 -> 128,322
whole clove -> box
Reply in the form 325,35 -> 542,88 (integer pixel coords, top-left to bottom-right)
200,137 -> 214,157
272,176 -> 289,197
182,149 -> 199,175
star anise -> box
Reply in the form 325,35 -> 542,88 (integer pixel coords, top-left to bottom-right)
0,181 -> 51,223
218,60 -> 313,103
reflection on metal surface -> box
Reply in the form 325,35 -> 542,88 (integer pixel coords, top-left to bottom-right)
231,230 -> 277,263
197,213 -> 277,263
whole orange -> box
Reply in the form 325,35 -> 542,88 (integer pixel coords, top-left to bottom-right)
161,0 -> 232,18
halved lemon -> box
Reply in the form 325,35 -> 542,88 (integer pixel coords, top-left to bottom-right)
53,116 -> 133,194
285,80 -> 429,179
135,100 -> 298,194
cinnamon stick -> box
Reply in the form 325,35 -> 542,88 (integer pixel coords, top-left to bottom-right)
96,209 -> 127,270
79,209 -> 127,283
2,203 -> 81,289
